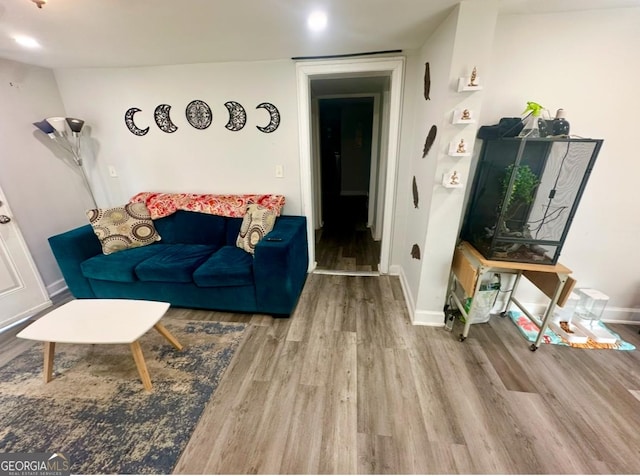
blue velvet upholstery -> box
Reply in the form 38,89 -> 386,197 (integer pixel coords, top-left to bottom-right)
193,246 -> 253,287
48,211 -> 309,316
135,244 -> 218,283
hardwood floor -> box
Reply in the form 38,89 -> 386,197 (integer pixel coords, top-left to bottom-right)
172,274 -> 640,474
315,195 -> 381,273
2,279 -> 640,474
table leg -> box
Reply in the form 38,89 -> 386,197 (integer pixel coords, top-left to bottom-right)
460,265 -> 487,341
130,341 -> 152,391
153,323 -> 183,351
44,342 -> 55,383
532,274 -> 568,350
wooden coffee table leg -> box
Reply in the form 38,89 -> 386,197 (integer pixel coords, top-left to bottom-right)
130,341 -> 152,391
44,342 -> 55,383
153,323 -> 184,351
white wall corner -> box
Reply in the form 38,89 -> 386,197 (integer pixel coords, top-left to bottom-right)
46,278 -> 68,298
389,264 -> 415,323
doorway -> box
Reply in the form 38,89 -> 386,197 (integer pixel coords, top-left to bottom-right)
315,97 -> 381,272
295,57 -> 405,275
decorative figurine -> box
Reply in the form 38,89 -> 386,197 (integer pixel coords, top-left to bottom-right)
449,171 -> 460,185
461,109 -> 471,121
468,67 -> 478,87
456,138 -> 466,153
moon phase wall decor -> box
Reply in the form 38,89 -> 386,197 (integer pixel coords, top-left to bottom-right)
224,101 -> 247,131
411,244 -> 421,260
412,176 -> 419,208
256,102 -> 281,133
185,100 -> 212,130
154,104 -> 178,133
422,125 -> 437,158
423,62 -> 431,100
124,108 -> 149,136
126,101 -> 281,135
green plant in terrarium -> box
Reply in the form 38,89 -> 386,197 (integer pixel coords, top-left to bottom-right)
499,164 -> 540,230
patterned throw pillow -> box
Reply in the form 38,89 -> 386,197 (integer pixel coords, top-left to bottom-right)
86,202 -> 161,255
236,204 -> 277,254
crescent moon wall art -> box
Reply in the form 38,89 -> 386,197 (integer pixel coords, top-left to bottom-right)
185,100 -> 212,130
411,244 -> 421,260
424,62 -> 431,100
124,107 -> 149,136
256,102 -> 281,133
154,104 -> 178,133
412,176 -> 419,209
224,101 -> 247,131
422,125 -> 437,158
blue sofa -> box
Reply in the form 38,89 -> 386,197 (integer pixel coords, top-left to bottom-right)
48,210 -> 309,316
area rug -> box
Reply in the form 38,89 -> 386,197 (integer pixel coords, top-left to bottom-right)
0,319 -> 247,474
508,311 -> 635,350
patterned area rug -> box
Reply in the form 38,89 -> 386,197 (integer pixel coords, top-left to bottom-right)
0,319 -> 247,474
508,311 -> 635,350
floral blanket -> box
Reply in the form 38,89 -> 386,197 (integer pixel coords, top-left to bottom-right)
130,192 -> 285,219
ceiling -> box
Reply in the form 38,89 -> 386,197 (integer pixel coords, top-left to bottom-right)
0,0 -> 638,70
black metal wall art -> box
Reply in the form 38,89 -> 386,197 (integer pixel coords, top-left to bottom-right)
424,62 -> 431,101
255,102 -> 281,133
185,100 -> 212,130
124,108 -> 149,136
411,244 -> 421,260
125,100 -> 280,136
224,101 -> 247,131
412,176 -> 419,208
423,125 -> 437,158
154,104 -> 178,133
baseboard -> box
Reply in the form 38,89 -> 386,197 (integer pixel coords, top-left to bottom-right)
46,278 -> 68,298
388,265 -> 415,323
389,265 -> 444,326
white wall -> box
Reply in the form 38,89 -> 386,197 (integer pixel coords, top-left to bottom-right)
392,1 -> 499,325
54,60 -> 302,214
481,7 -> 640,321
0,59 -> 97,296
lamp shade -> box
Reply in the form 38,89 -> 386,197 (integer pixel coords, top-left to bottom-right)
33,119 -> 55,134
66,117 -> 85,134
46,117 -> 67,134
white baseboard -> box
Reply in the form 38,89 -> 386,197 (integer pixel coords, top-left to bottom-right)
508,301 -> 640,325
413,309 -> 446,327
389,265 -> 445,326
46,278 -> 68,298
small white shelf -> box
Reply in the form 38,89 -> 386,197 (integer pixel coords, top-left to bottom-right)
452,109 -> 475,124
442,171 -> 464,188
448,140 -> 471,157
457,77 -> 483,92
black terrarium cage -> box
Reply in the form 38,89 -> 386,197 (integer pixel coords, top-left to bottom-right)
461,137 -> 603,264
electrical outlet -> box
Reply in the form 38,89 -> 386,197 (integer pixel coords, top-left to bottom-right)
108,166 -> 118,177
275,165 -> 284,178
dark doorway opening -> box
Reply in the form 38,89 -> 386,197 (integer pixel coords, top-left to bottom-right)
315,97 -> 381,272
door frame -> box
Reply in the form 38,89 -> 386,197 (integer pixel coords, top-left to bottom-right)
296,57 -> 405,273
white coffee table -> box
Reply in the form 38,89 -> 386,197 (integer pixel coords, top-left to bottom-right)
17,299 -> 183,391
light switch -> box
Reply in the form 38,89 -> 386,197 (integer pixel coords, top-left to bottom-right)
275,165 -> 284,178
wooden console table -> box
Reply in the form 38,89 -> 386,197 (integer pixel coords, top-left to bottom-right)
446,241 -> 576,350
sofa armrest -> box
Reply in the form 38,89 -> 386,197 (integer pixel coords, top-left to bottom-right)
48,224 -> 102,298
253,216 -> 309,315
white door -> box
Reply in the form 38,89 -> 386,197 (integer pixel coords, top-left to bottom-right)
0,186 -> 51,330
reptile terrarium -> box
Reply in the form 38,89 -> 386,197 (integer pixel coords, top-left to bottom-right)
461,137 -> 603,264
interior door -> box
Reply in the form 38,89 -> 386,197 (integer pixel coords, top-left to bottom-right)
0,186 -> 51,330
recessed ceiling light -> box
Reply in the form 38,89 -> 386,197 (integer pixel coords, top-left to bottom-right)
307,11 -> 328,32
14,35 -> 41,49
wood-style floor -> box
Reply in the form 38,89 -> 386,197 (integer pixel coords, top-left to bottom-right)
315,195 -> 381,272
2,277 -> 640,474
172,274 -> 640,474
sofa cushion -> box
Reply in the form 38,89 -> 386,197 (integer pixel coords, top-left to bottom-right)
135,244 -> 218,283
193,246 -> 254,288
152,210 -> 227,246
86,202 -> 161,255
236,204 -> 277,254
81,244 -> 170,282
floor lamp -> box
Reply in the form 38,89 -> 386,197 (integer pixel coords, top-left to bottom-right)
33,117 -> 98,209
